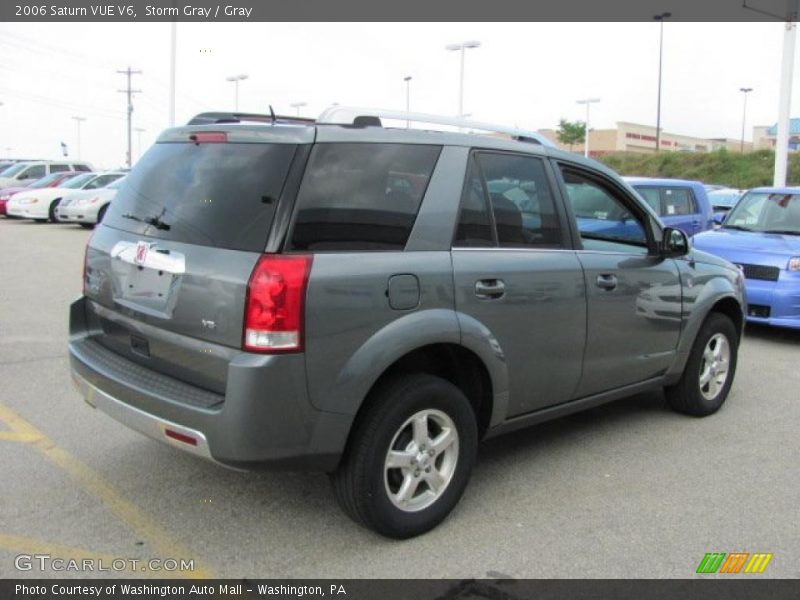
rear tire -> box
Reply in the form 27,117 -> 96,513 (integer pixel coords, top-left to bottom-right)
665,312 -> 738,416
331,373 -> 478,539
48,199 -> 61,223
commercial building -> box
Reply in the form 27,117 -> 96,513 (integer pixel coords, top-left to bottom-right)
752,120 -> 800,151
538,121 -> 753,156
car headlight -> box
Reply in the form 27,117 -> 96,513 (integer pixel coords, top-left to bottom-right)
20,197 -> 38,204
788,257 -> 800,271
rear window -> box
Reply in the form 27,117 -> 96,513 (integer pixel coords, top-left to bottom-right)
103,142 -> 297,252
288,143 -> 441,251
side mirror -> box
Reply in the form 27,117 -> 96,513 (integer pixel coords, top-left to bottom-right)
662,227 -> 689,257
712,212 -> 726,226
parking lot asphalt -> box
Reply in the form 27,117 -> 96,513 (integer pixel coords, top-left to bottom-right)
0,217 -> 798,580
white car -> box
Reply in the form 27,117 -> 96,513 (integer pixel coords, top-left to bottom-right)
7,172 -> 124,222
0,160 -> 93,189
57,176 -> 126,227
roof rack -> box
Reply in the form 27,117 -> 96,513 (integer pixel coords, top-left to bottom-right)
316,106 -> 556,148
186,112 -> 316,126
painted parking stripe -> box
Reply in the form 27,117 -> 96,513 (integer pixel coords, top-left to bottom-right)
0,403 -> 213,579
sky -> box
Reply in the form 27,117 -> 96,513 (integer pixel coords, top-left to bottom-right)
0,22 -> 795,168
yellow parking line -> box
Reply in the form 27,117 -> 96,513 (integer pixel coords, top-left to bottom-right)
0,431 -> 40,442
0,403 -> 213,579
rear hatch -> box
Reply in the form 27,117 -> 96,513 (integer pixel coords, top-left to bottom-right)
83,126 -> 312,395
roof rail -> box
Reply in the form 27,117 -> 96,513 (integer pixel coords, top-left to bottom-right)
186,112 -> 315,126
316,106 -> 556,148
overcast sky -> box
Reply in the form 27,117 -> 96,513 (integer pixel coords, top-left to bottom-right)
0,22 -> 795,168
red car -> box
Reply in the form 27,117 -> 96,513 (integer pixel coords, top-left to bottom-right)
0,171 -> 83,216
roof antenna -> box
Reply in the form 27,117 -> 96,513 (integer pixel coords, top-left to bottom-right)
269,105 -> 276,124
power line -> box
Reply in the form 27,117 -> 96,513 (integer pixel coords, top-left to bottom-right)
117,66 -> 142,168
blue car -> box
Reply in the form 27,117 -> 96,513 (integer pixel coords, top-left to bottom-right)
708,188 -> 747,225
625,177 -> 715,236
693,187 -> 800,329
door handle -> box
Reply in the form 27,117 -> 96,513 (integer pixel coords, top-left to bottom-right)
596,274 -> 618,291
475,279 -> 505,299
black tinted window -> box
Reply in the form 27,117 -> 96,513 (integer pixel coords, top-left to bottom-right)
104,142 -> 297,252
289,143 -> 441,251
454,158 -> 493,247
478,153 -> 562,248
50,164 -> 70,173
73,164 -> 92,172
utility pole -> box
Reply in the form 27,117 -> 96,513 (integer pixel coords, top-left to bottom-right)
117,66 -> 142,168
71,116 -> 86,160
775,17 -> 797,187
654,12 -> 671,152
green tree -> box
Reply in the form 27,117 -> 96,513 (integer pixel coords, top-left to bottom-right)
556,119 -> 586,152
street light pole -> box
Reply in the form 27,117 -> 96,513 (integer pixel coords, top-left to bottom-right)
576,98 -> 600,157
446,41 -> 481,118
739,87 -> 753,153
71,116 -> 86,160
134,127 -> 145,161
403,76 -> 412,128
654,12 -> 671,152
226,74 -> 248,111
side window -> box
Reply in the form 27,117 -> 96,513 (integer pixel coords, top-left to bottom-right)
453,157 -> 494,247
635,187 -> 662,214
477,153 -> 563,248
289,143 -> 441,251
50,164 -> 70,173
661,187 -> 695,216
561,167 -> 649,254
20,165 -> 46,179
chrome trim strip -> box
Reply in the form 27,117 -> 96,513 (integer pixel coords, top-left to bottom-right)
71,369 -> 216,462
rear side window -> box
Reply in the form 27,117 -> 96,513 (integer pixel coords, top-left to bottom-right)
633,186 -> 697,216
454,152 -> 563,249
288,143 -> 441,251
50,164 -> 70,173
103,142 -> 297,252
73,164 -> 92,172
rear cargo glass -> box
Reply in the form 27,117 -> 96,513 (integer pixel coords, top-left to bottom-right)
103,142 -> 297,252
288,143 -> 441,251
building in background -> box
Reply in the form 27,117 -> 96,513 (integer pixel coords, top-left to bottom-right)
752,120 -> 800,151
538,121 -> 754,157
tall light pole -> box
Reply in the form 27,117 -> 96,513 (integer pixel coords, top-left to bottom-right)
134,127 -> 146,161
654,12 -> 671,152
739,87 -> 753,153
290,102 -> 306,117
226,74 -> 248,111
445,40 -> 481,118
71,116 -> 86,160
404,75 -> 412,128
775,18 -> 797,186
576,98 -> 601,157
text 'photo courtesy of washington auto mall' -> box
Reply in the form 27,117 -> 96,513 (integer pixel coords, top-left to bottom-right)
0,4 -> 799,595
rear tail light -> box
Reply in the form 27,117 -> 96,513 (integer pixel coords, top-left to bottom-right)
189,132 -> 227,144
243,255 -> 312,353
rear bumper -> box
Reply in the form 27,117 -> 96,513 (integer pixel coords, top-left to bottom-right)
68,297 -> 351,471
745,277 -> 800,329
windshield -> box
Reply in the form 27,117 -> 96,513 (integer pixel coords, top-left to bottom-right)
106,177 -> 126,190
724,192 -> 800,234
28,173 -> 67,188
708,189 -> 744,208
0,163 -> 28,177
62,173 -> 96,189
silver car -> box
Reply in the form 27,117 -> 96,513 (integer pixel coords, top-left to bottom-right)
57,174 -> 126,227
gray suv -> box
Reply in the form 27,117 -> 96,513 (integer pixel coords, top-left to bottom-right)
69,108 -> 745,538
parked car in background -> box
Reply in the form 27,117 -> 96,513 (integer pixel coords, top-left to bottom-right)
624,177 -> 714,236
704,184 -> 730,193
0,160 -> 93,189
0,171 -> 84,216
69,107 -> 745,539
5,172 -> 98,222
708,188 -> 747,224
693,187 -> 800,329
57,175 -> 126,227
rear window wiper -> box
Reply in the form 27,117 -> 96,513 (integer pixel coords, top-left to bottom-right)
122,212 -> 171,231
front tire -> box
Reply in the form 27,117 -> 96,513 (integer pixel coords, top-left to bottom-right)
666,312 -> 738,416
332,373 -> 478,539
48,198 -> 61,223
